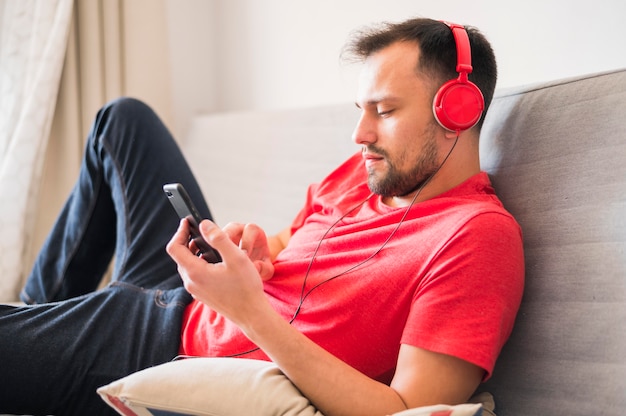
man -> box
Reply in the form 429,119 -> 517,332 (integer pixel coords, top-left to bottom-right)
0,17 -> 523,415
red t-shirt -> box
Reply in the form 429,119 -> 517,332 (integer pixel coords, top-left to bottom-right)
180,152 -> 524,383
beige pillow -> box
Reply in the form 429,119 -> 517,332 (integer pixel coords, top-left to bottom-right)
98,357 -> 322,416
97,357 -> 490,416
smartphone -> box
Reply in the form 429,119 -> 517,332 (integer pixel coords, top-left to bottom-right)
163,183 -> 222,263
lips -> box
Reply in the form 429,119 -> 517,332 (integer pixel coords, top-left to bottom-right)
363,152 -> 382,160
362,151 -> 384,167
361,146 -> 384,159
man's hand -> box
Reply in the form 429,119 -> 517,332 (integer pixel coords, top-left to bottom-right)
222,222 -> 275,281
166,219 -> 273,324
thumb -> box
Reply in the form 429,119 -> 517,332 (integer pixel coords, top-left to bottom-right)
199,220 -> 241,261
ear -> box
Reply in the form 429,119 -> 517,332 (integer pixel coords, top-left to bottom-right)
444,129 -> 460,140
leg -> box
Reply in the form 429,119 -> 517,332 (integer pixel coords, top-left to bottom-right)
22,97 -> 213,303
0,284 -> 192,415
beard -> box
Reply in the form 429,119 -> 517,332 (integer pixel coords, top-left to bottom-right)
365,130 -> 440,198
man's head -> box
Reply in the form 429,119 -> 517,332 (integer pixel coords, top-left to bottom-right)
343,18 -> 497,130
343,18 -> 497,203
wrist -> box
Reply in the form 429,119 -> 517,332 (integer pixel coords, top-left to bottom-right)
238,301 -> 288,349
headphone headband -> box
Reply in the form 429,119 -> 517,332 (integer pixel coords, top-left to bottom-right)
443,22 -> 473,78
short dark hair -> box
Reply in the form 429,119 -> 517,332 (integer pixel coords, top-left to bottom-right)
342,17 -> 497,130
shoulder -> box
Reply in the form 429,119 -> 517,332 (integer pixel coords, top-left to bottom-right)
416,172 -> 522,239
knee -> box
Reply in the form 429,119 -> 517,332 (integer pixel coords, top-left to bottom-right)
102,96 -> 156,121
90,97 -> 163,142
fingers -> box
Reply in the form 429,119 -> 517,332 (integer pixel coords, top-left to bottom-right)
170,219 -> 272,281
253,259 -> 274,281
222,222 -> 245,246
221,222 -> 268,258
239,224 -> 264,253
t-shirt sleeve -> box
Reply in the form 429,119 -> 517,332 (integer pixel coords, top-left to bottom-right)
401,210 -> 525,380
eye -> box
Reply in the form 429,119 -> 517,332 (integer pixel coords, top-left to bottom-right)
377,108 -> 394,117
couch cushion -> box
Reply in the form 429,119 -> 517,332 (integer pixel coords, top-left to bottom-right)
478,69 -> 626,415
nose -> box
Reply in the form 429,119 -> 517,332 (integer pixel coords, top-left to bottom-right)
351,112 -> 377,146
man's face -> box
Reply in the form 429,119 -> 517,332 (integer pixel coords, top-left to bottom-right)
353,41 -> 442,198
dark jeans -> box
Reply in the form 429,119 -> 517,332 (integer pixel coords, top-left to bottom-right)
0,97 -> 214,415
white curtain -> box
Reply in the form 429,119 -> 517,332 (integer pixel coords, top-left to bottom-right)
0,0 -> 73,302
0,0 -> 174,301
29,0 -> 128,264
25,0 -> 129,297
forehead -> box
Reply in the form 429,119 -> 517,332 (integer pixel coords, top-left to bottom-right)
357,41 -> 430,103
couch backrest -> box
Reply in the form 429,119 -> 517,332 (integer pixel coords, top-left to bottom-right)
183,105 -> 359,234
477,69 -> 626,415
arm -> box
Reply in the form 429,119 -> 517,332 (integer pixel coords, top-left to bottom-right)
167,220 -> 483,416
241,301 -> 483,415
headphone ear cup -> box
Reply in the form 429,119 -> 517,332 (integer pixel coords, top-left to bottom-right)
433,78 -> 485,132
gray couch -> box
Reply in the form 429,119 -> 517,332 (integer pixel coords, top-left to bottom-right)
476,69 -> 626,414
182,68 -> 626,415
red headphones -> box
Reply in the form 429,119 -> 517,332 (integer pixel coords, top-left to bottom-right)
433,22 -> 485,133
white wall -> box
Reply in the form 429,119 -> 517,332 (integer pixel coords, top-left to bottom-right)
164,0 -> 626,137
163,0 -> 218,140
